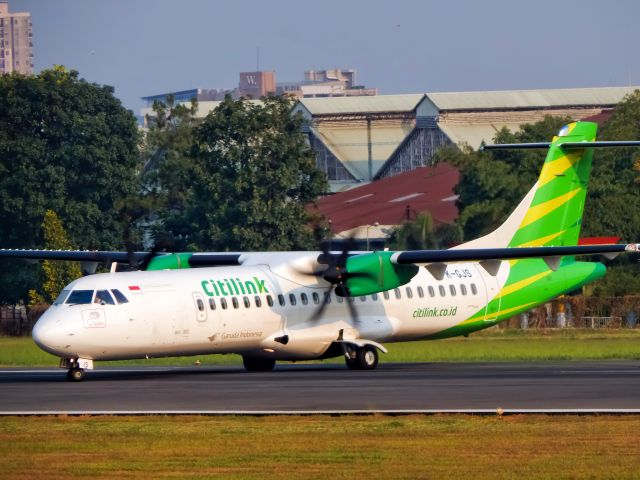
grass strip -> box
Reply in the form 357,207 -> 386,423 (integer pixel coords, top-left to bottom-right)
1,414 -> 640,479
1,328 -> 640,367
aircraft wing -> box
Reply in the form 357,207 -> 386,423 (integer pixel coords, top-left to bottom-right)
0,249 -> 244,268
390,243 -> 639,265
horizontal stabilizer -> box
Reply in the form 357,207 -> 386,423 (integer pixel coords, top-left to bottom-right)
481,141 -> 640,151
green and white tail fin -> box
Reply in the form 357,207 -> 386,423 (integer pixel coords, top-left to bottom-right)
457,121 -> 598,250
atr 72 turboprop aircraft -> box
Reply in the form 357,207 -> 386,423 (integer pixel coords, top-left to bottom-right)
2,121 -> 640,381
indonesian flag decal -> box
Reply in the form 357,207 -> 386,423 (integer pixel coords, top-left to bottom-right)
128,285 -> 142,293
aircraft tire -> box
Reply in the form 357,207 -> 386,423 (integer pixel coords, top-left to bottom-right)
66,368 -> 86,382
242,356 -> 276,372
346,345 -> 378,370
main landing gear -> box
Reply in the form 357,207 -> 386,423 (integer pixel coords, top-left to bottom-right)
345,344 -> 379,370
242,356 -> 276,372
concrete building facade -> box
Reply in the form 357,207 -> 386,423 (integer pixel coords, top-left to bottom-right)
0,1 -> 33,75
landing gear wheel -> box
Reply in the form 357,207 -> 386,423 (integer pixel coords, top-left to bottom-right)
66,368 -> 86,382
242,356 -> 276,372
346,345 -> 379,370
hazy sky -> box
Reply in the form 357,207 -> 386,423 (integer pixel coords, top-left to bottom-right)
9,0 -> 640,113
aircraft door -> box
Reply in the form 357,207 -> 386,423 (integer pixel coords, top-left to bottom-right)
479,265 -> 502,322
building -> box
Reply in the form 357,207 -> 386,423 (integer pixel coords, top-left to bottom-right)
294,86 -> 640,191
311,162 -> 459,240
141,88 -> 228,108
277,68 -> 377,98
141,84 -> 639,191
0,1 -> 33,75
239,71 -> 276,99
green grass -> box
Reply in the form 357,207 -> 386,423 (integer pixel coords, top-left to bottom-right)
1,415 -> 640,479
2,328 -> 640,367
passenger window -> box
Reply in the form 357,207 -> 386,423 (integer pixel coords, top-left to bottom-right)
243,296 -> 250,308
312,292 -> 319,304
266,295 -> 274,307
383,291 -> 390,300
428,286 -> 435,298
406,287 -> 413,299
360,295 -> 366,302
300,293 -> 308,305
209,298 -> 216,310
289,293 -> 297,306
111,289 -> 129,304
449,285 -> 456,296
394,288 -> 401,299
232,297 -> 239,309
460,284 -> 467,296
439,286 -> 446,297
371,293 -> 378,301
278,294 -> 285,306
220,298 -> 228,310
53,289 -> 70,305
255,296 -> 262,308
323,291 -> 332,304
66,290 -> 94,305
95,290 -> 115,305
336,295 -> 344,304
196,299 -> 205,311
471,283 -> 478,295
417,286 -> 424,298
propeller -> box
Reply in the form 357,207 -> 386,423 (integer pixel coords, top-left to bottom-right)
298,235 -> 369,324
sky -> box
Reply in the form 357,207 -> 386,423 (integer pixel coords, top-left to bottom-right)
9,0 -> 640,114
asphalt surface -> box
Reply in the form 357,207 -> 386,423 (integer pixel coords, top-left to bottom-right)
1,361 -> 640,413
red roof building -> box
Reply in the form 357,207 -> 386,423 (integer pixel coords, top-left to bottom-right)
311,163 -> 459,238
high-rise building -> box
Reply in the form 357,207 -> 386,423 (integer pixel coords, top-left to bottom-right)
0,1 -> 33,75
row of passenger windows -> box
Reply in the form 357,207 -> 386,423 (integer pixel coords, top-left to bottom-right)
199,282 -> 479,311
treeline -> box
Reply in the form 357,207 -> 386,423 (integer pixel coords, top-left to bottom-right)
1,67 -> 639,304
0,67 -> 327,303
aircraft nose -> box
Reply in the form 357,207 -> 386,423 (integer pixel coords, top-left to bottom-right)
32,311 -> 71,356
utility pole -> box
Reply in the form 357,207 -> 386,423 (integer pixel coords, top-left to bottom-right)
366,115 -> 373,181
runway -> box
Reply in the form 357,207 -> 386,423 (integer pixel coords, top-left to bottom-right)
1,361 -> 640,414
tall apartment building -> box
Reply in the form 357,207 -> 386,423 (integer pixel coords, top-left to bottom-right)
0,1 -> 33,75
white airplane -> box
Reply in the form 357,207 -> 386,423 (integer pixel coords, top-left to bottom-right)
2,121 -> 640,381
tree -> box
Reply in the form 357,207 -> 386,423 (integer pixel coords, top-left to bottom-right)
0,67 -> 140,302
580,90 -> 640,241
29,210 -> 82,305
137,95 -> 200,247
152,95 -> 328,251
387,212 -> 462,250
438,115 -> 572,240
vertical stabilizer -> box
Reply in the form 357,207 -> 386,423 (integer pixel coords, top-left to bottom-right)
456,122 -> 597,250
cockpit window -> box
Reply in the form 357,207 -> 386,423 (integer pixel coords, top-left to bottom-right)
111,289 -> 129,304
65,290 -> 94,305
94,290 -> 115,305
53,289 -> 70,305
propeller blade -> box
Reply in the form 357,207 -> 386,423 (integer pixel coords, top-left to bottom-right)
345,296 -> 360,325
310,288 -> 333,321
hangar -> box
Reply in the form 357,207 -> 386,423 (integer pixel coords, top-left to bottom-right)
293,86 -> 639,191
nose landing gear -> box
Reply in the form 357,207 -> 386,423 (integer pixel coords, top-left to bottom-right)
66,368 -> 86,382
60,358 -> 93,382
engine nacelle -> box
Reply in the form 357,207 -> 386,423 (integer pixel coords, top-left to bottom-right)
342,251 -> 419,297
